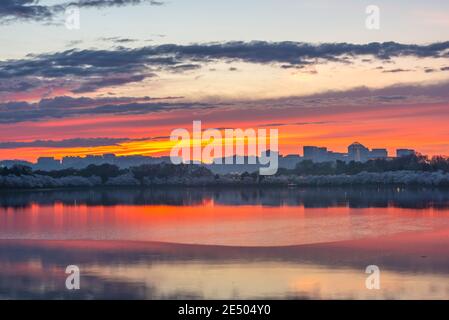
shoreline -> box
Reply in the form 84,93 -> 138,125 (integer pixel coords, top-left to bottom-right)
0,176 -> 449,191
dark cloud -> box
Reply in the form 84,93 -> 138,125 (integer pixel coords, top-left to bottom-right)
1,41 -> 448,96
151,41 -> 449,65
1,80 -> 449,124
0,137 -> 131,149
0,0 -> 54,22
0,95 -> 216,123
0,135 -> 173,149
71,74 -> 154,93
167,63 -> 202,72
0,0 -> 164,23
0,79 -> 36,92
68,0 -> 164,9
297,81 -> 449,101
3,41 -> 449,81
376,96 -> 407,102
293,121 -> 332,126
99,37 -> 139,44
382,68 -> 412,73
257,121 -> 335,127
66,40 -> 83,47
280,64 -> 304,69
257,123 -> 286,127
238,80 -> 449,111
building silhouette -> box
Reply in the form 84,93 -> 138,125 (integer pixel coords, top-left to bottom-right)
36,157 -> 61,171
0,142 -> 421,171
302,142 -> 410,163
303,146 -> 330,162
396,149 -> 415,157
370,148 -> 388,160
348,142 -> 370,162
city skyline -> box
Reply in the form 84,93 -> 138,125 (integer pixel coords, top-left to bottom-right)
0,132 -> 429,162
0,141 -> 418,172
1,1 -> 448,161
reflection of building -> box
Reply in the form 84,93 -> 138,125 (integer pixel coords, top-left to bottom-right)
348,142 -> 370,162
396,149 -> 415,157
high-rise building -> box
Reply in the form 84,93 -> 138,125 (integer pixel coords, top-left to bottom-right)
396,149 -> 415,157
370,148 -> 388,159
279,154 -> 302,169
36,157 -> 61,171
348,142 -> 370,162
327,151 -> 347,162
303,146 -> 329,162
103,154 -> 116,163
303,146 -> 316,160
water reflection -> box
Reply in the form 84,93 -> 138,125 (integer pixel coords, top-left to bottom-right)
1,187 -> 449,209
2,187 -> 449,245
1,187 -> 449,299
2,239 -> 449,299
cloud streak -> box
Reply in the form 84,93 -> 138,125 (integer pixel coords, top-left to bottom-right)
0,95 -> 217,123
0,1 -> 53,22
1,80 -> 448,124
0,0 -> 164,23
0,137 -> 132,149
0,135 -> 172,149
1,41 -> 448,97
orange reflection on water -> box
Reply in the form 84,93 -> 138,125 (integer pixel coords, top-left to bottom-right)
2,201 -> 449,246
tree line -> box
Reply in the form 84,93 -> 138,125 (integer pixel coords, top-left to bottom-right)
277,154 -> 449,176
0,163 -> 215,182
2,154 -> 449,181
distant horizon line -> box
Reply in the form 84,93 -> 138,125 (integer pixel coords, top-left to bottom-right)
0,148 -> 436,165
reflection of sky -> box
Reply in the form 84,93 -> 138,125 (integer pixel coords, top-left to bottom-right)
2,198 -> 449,245
2,237 -> 449,299
87,261 -> 449,299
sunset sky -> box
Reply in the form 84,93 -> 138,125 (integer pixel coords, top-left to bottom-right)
1,0 -> 449,161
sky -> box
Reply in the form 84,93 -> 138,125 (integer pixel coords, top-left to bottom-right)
0,0 -> 449,161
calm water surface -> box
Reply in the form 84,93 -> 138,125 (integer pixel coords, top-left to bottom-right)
1,187 -> 449,299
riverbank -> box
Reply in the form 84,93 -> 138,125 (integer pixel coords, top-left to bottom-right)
2,170 -> 449,189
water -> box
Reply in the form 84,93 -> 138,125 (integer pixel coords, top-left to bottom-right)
1,187 -> 449,299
